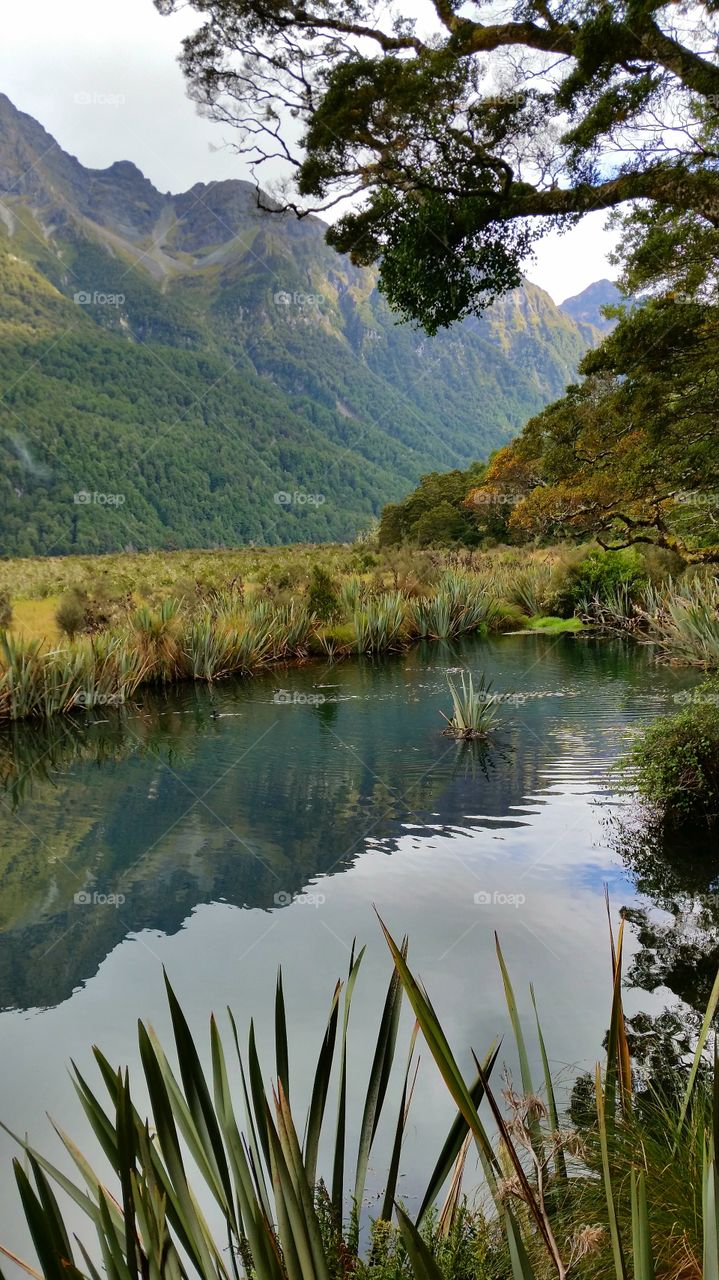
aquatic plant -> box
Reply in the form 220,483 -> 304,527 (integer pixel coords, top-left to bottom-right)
409,573 -> 499,640
0,634 -> 54,720
440,670 -> 498,738
268,601 -> 316,659
577,582 -> 643,632
3,918 -> 718,1280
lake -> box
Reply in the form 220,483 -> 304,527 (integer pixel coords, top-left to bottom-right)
0,632 -> 707,1258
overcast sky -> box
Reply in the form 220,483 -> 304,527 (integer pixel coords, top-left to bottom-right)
0,0 -> 620,304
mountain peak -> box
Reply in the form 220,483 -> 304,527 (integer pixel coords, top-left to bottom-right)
559,279 -> 623,333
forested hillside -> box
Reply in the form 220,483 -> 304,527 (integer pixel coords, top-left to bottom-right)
0,93 -> 598,554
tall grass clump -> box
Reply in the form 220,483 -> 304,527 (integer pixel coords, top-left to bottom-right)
0,634 -> 61,720
577,582 -> 644,632
268,601 -> 316,659
3,916 -> 719,1280
410,573 -> 499,639
354,591 -> 407,653
338,574 -> 368,616
641,575 -> 719,666
130,599 -> 184,681
441,670 -> 498,738
507,562 -> 553,616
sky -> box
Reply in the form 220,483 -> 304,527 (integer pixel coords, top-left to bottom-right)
0,0 -> 620,304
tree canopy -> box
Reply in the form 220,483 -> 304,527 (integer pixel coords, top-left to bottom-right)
157,0 -> 719,330
466,296 -> 719,561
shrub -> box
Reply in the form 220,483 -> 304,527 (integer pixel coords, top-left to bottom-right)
622,686 -> 719,824
0,592 -> 12,629
55,589 -> 88,639
552,547 -> 647,616
306,565 -> 340,621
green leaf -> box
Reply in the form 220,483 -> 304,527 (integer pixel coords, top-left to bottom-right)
396,1206 -> 445,1280
353,943 -> 405,1217
416,1042 -> 500,1225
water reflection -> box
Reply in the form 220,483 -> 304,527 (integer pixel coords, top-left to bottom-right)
612,810 -> 719,1014
0,635 -> 699,1012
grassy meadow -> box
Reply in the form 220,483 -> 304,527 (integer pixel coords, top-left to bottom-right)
1,540 -> 718,723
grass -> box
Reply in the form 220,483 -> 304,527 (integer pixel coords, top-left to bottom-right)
524,616 -> 584,634
1,542 -> 717,722
641,575 -> 719,667
6,597 -> 61,644
2,914 -> 718,1280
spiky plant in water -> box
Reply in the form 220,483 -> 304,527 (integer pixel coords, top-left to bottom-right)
353,591 -> 407,654
0,634 -> 52,720
578,583 -> 642,632
408,592 -> 455,639
182,616 -> 240,681
227,616 -> 275,672
440,670 -> 499,738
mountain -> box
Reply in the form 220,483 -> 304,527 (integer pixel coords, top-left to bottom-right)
559,279 -> 623,335
0,93 -> 601,555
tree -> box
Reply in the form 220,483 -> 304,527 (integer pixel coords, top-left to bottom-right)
377,464 -> 488,546
157,0 -> 719,331
466,297 -> 719,561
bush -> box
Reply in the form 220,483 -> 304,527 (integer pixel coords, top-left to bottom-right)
306,565 -> 340,621
0,592 -> 11,629
55,589 -> 88,639
552,547 -> 647,616
623,687 -> 719,824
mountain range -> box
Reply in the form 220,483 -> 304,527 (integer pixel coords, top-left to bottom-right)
0,92 -> 610,554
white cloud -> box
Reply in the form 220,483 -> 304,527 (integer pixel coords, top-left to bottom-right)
523,211 -> 622,303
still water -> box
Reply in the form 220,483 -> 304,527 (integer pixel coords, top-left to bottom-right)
0,633 -> 711,1256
